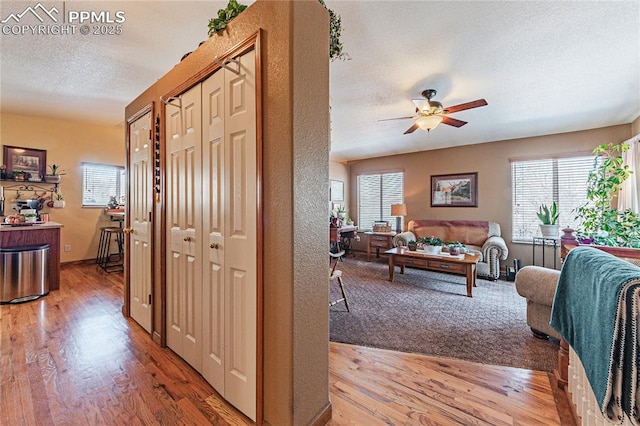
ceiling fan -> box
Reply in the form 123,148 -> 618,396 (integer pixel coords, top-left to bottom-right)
380,89 -> 488,134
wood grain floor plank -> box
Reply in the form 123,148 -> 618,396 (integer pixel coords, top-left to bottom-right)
0,263 -> 571,425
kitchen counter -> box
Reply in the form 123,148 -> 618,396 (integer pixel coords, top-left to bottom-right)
0,221 -> 63,231
0,222 -> 63,290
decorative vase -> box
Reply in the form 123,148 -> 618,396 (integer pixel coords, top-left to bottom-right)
408,245 -> 417,251
422,245 -> 441,255
539,224 -> 560,238
44,175 -> 61,184
53,200 -> 65,208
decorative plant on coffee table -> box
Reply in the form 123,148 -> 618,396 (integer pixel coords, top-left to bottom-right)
419,236 -> 443,254
446,240 -> 467,256
575,142 -> 640,247
537,201 -> 560,238
407,240 -> 418,251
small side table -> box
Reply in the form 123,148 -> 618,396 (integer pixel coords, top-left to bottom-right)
365,231 -> 396,262
532,236 -> 560,269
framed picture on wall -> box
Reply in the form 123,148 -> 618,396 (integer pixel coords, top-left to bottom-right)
431,172 -> 478,207
2,145 -> 47,180
330,179 -> 344,201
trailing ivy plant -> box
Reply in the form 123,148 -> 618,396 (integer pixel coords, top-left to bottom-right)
318,0 -> 349,61
575,142 -> 640,248
208,0 -> 349,61
208,0 -> 247,36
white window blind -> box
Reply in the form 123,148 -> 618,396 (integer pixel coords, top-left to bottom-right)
82,163 -> 126,207
357,171 -> 404,230
511,155 -> 595,242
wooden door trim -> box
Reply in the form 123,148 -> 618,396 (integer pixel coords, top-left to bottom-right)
124,103 -> 154,321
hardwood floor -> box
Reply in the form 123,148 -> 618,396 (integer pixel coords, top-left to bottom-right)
1,263 -> 572,425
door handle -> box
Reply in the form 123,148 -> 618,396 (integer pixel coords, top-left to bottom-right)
210,243 -> 219,249
122,227 -> 133,234
184,236 -> 192,242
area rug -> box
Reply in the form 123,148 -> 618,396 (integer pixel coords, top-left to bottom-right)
329,255 -> 559,372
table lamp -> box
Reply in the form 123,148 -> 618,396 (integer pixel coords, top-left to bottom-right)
390,203 -> 407,233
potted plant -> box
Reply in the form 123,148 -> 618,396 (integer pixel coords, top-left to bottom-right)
446,241 -> 467,256
537,202 -> 560,238
336,205 -> 347,220
407,240 -> 418,251
45,164 -> 66,183
345,216 -> 354,226
53,192 -> 65,208
575,142 -> 640,248
419,236 -> 443,255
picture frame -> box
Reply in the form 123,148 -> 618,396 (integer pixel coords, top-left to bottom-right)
431,172 -> 478,207
2,145 -> 47,180
330,179 -> 344,202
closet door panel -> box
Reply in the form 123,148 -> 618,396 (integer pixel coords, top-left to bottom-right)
223,49 -> 257,421
165,85 -> 203,370
129,111 -> 153,333
166,103 -> 184,352
202,69 -> 226,390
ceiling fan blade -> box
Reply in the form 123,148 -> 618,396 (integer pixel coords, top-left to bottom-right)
441,116 -> 467,127
378,116 -> 415,122
443,99 -> 488,114
403,123 -> 419,134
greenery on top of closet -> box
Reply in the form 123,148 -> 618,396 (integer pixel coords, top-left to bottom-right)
207,0 -> 247,36
207,0 -> 349,61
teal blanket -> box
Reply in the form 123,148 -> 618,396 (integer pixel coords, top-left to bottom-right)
550,246 -> 640,423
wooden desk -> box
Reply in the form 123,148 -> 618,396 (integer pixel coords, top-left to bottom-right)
365,231 -> 395,262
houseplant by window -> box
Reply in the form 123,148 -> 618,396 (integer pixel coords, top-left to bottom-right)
575,142 -> 640,248
537,202 -> 560,238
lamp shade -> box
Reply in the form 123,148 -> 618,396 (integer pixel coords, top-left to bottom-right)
416,115 -> 443,131
391,203 -> 407,216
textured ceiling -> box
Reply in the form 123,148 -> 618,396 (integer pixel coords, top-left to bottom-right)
1,1 -> 638,162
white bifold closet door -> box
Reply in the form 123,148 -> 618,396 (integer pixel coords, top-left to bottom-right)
129,111 -> 153,333
165,49 -> 257,421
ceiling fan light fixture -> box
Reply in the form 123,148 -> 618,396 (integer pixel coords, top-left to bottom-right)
416,115 -> 443,131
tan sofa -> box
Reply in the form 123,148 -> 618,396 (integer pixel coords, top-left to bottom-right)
514,266 -> 561,339
393,219 -> 508,280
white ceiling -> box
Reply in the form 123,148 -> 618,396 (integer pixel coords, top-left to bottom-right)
1,1 -> 638,163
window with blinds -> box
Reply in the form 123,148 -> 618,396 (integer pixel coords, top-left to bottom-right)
82,163 -> 126,207
357,171 -> 404,231
511,155 -> 595,242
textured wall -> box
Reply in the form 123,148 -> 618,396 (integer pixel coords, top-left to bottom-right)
347,124 -> 632,268
291,3 -> 330,424
0,113 -> 124,262
125,1 -> 330,424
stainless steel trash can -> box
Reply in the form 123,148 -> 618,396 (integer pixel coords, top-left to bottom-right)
0,244 -> 49,304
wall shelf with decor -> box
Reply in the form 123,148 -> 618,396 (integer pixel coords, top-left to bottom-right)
0,179 -> 59,194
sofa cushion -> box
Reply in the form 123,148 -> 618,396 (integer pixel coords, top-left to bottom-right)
409,220 -> 491,247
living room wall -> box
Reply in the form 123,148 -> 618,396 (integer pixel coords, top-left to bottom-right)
347,123 -> 633,270
0,113 -> 124,262
330,160 -> 349,211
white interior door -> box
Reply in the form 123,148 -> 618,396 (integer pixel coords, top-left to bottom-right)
201,68 -> 226,391
166,85 -> 203,370
222,49 -> 257,420
129,111 -> 152,333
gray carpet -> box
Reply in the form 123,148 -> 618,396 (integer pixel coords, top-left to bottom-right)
329,255 -> 559,372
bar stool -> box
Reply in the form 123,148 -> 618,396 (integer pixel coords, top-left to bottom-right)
97,226 -> 124,272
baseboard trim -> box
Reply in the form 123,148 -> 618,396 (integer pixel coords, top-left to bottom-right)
308,401 -> 332,426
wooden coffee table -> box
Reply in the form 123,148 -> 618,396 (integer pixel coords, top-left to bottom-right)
385,247 -> 481,297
